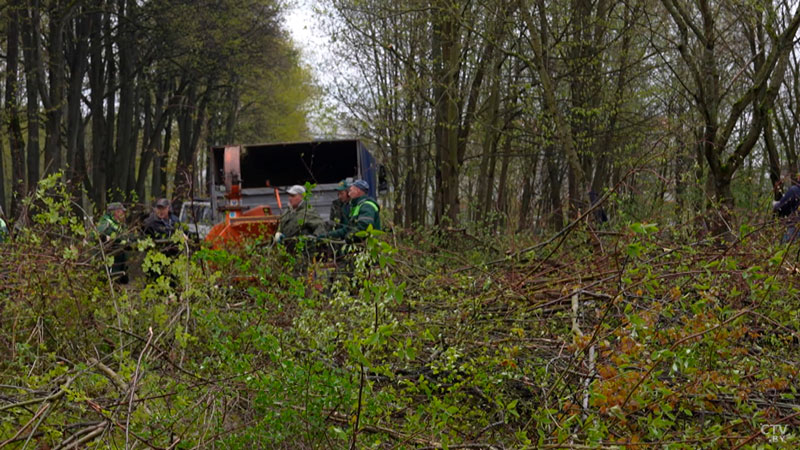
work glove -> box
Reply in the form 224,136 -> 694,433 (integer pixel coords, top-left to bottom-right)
274,232 -> 284,243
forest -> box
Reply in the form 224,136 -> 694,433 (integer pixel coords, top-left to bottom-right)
2,0 -> 800,448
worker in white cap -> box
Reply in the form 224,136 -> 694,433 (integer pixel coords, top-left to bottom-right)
275,185 -> 325,243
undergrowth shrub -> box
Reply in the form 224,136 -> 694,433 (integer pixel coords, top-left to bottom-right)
1,181 -> 799,448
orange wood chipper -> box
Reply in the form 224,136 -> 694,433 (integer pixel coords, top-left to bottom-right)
204,145 -> 281,248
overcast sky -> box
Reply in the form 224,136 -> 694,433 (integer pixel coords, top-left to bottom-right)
284,0 -> 327,67
284,0 -> 351,137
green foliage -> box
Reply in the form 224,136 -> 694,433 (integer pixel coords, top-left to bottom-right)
235,59 -> 318,142
2,185 -> 800,448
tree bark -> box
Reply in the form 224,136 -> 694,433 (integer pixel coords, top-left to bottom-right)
103,5 -> 116,200
0,84 -> 5,212
431,0 -> 461,224
174,81 -> 210,200
113,0 -> 137,198
65,11 -> 90,188
21,1 -> 41,190
518,149 -> 540,230
42,0 -> 65,175
6,0 -> 27,216
137,79 -> 175,199
89,0 -> 107,206
495,135 -> 512,229
476,54 -> 502,222
151,114 -> 171,200
545,146 -> 563,230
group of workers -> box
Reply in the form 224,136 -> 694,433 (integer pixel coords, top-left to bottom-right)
96,198 -> 181,283
0,198 -> 179,250
275,178 -> 381,244
98,198 -> 180,241
94,179 -> 380,283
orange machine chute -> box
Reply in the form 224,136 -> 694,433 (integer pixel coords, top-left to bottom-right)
205,206 -> 280,249
205,146 -> 282,249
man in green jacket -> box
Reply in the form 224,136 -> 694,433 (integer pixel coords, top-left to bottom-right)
328,179 -> 350,228
275,185 -> 326,242
319,179 -> 380,241
97,202 -> 129,283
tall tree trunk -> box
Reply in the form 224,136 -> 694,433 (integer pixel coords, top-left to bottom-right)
484,141 -> 499,220
6,0 -> 27,216
476,61 -> 502,222
431,0 -> 461,224
495,135 -> 512,229
174,82 -> 210,201
401,67 -> 415,227
412,96 -> 428,225
89,0 -> 106,206
127,76 -> 141,192
42,0 -> 65,175
136,84 -> 153,198
777,53 -> 799,173
0,84 -> 5,212
590,0 -> 631,197
518,150 -> 540,230
224,84 -> 238,144
21,1 -> 41,190
774,103 -> 797,174
152,114 -> 171,200
764,113 -> 782,200
104,0 -> 117,199
136,79 -> 172,199
545,146 -> 563,230
113,0 -> 137,198
65,12 -> 90,188
748,16 -> 782,201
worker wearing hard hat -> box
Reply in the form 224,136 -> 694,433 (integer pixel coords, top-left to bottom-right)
318,179 -> 380,241
275,185 -> 325,243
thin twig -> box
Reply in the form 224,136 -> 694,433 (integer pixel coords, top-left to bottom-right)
126,326 -> 154,449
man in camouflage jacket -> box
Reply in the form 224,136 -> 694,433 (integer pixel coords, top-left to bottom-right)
276,185 -> 326,241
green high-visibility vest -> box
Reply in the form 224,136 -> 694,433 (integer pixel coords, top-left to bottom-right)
350,200 -> 379,218
350,199 -> 381,231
